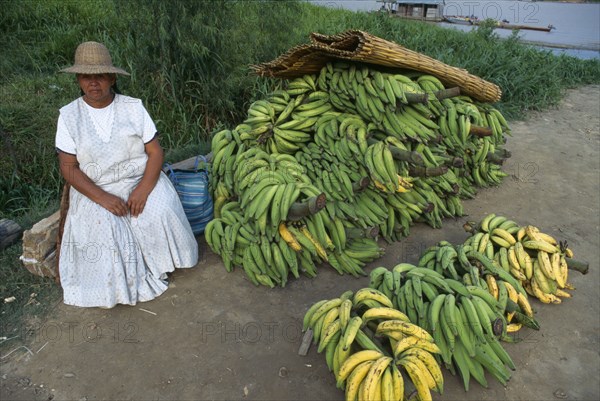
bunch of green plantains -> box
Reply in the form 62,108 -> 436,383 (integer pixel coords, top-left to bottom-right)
205,61 -> 512,287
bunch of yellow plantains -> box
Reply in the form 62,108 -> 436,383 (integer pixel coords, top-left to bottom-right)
303,288 -> 443,401
462,213 -> 586,305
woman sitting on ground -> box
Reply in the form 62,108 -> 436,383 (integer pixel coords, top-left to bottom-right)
55,41 -> 198,308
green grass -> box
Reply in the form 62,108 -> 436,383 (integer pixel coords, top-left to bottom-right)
0,0 -> 599,335
0,241 -> 61,337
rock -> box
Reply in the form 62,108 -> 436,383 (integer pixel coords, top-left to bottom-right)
20,211 -> 60,278
0,218 -> 23,250
553,389 -> 568,399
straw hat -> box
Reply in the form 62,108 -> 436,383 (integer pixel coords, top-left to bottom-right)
60,41 -> 130,76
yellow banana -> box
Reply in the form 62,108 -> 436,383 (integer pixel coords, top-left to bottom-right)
343,360 -> 374,399
353,288 -> 394,308
507,323 -> 522,333
337,350 -> 384,386
400,358 -> 433,401
537,232 -> 558,245
400,348 -> 444,394
559,255 -> 569,288
380,366 -> 395,401
391,363 -> 404,401
393,335 -> 441,357
279,223 -> 302,251
492,228 -> 516,245
360,356 -> 393,401
376,320 -> 434,343
361,307 -> 410,325
507,246 -> 521,271
300,225 -> 328,261
516,226 -> 527,242
523,240 -> 559,254
339,299 -> 353,329
531,278 -> 561,304
551,252 -> 565,288
537,251 -> 556,280
524,225 -> 541,241
504,281 -> 519,303
515,242 -> 533,279
555,288 -> 572,298
485,274 -> 499,300
517,292 -> 534,317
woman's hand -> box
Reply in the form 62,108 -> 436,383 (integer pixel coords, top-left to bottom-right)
127,186 -> 150,217
99,192 -> 130,216
126,138 -> 164,218
58,151 -> 130,217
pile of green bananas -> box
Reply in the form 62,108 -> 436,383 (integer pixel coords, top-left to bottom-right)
207,61 -> 513,286
417,239 -> 538,334
303,288 -> 444,401
462,213 -> 582,304
207,134 -> 386,286
369,264 -> 521,391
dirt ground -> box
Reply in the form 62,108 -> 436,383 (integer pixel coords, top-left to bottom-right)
1,85 -> 599,401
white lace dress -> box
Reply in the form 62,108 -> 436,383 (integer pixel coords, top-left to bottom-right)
55,94 -> 198,308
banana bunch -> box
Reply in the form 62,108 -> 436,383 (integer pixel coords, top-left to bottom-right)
209,128 -> 240,197
207,60 -> 515,287
416,77 -> 510,192
302,288 -> 443,401
364,141 -> 402,193
294,141 -> 368,203
369,264 -> 517,390
417,243 -> 539,334
239,79 -> 332,154
317,62 -> 439,143
205,204 -> 298,287
464,213 -> 579,304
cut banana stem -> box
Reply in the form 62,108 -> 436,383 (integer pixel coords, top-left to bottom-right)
449,157 -> 464,168
433,87 -> 461,100
462,222 -> 480,234
409,166 -> 448,177
365,138 -> 426,166
389,146 -> 426,166
469,125 -> 493,138
486,152 -> 506,165
423,202 -> 436,214
345,226 -> 380,239
352,177 -> 371,193
565,258 -> 589,275
287,194 -> 327,221
494,148 -> 512,159
404,92 -> 429,104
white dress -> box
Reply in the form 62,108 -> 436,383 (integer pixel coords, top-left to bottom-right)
56,94 -> 198,308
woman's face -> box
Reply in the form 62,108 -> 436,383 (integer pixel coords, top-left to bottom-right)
77,73 -> 116,107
